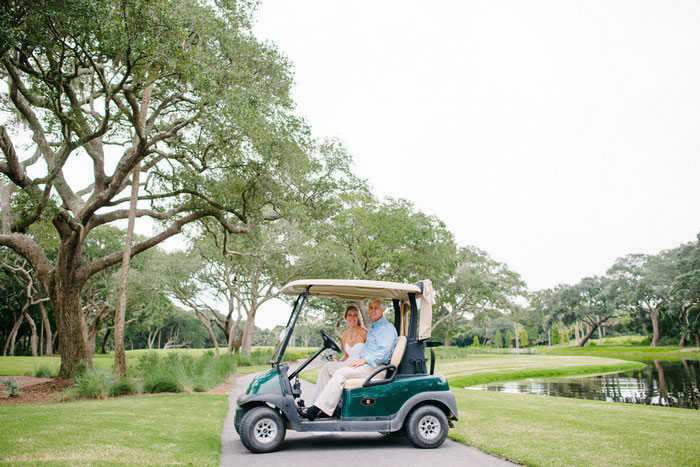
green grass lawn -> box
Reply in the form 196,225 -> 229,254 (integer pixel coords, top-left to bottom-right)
452,389 -> 700,467
0,394 -> 228,467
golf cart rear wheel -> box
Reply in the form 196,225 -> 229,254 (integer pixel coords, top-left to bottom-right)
405,405 -> 448,449
239,406 -> 286,453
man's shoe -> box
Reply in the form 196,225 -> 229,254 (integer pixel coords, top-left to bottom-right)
297,406 -> 319,421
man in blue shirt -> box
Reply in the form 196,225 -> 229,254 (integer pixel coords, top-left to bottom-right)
299,298 -> 398,420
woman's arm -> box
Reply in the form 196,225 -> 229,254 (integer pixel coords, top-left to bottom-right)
339,330 -> 349,361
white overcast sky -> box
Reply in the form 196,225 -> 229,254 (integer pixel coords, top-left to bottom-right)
252,0 -> 700,300
7,1 -> 700,330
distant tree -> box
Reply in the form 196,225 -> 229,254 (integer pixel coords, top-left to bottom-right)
505,330 -> 513,348
561,326 -> 570,344
431,246 -> 525,340
493,330 -> 503,348
552,325 -> 561,345
608,252 -> 677,347
519,329 -> 528,348
671,237 -> 700,346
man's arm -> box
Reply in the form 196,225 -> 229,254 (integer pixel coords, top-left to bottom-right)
362,324 -> 397,367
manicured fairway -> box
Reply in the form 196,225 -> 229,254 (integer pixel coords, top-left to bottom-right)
452,388 -> 700,467
0,394 -> 228,467
436,354 -> 644,387
300,354 -> 643,386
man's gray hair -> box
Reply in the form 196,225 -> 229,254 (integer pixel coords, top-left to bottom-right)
368,298 -> 384,306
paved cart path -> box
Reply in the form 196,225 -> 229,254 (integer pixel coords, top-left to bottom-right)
220,361 -> 518,467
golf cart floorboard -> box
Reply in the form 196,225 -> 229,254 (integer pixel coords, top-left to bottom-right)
297,418 -> 394,432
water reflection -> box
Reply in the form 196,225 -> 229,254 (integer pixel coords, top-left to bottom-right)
468,359 -> 700,409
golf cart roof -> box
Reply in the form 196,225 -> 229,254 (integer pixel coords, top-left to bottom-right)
281,279 -> 422,301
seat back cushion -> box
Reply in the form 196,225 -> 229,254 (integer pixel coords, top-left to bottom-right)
344,336 -> 407,389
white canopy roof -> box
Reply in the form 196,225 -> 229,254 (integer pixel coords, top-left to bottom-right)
281,279 -> 422,301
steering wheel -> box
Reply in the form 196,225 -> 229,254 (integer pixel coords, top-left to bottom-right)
320,329 -> 341,353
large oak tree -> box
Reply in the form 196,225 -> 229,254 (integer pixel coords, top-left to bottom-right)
0,0 -> 330,375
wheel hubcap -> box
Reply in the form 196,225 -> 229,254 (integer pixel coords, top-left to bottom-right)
418,415 -> 440,440
253,418 -> 278,444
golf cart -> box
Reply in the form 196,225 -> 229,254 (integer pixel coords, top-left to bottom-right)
235,279 -> 458,453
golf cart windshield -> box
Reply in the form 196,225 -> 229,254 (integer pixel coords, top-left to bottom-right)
271,325 -> 291,364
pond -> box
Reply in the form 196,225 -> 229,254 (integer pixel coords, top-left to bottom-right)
468,359 -> 700,409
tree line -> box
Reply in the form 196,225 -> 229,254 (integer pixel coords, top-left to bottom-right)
1,1 -> 699,378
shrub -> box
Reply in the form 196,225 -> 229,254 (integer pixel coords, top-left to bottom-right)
35,366 -> 55,378
110,378 -> 138,397
73,368 -> 112,399
472,336 -> 480,347
2,377 -> 21,398
505,330 -> 513,348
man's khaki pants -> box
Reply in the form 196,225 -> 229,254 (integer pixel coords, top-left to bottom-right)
313,361 -> 373,416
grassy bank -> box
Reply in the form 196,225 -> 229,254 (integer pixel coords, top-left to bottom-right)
452,389 -> 700,466
299,354 -> 644,386
537,344 -> 700,361
0,394 -> 228,467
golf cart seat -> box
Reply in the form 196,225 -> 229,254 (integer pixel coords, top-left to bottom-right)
343,335 -> 407,389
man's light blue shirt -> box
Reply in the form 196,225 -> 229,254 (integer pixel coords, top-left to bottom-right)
360,317 -> 398,367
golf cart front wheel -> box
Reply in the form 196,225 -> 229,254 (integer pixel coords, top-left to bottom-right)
239,406 -> 286,453
405,405 -> 448,449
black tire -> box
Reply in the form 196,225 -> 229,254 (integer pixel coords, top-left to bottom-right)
239,406 -> 286,453
405,405 -> 449,449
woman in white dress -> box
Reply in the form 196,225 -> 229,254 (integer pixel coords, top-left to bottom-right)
339,305 -> 367,362
311,305 -> 369,404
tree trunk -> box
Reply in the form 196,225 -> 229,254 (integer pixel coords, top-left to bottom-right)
0,180 -> 12,234
548,328 -> 551,346
577,323 -> 598,347
38,302 -> 52,355
597,315 -> 603,341
101,327 -> 112,354
650,307 -> 660,347
53,277 -> 91,377
114,162 -> 140,378
240,310 -> 257,356
3,313 -> 24,356
40,315 -> 44,356
21,304 -> 38,357
195,309 -> 220,356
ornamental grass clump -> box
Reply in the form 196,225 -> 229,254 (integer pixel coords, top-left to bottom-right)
138,351 -> 236,394
73,368 -> 112,399
2,377 -> 21,398
34,365 -> 56,378
110,377 -> 138,397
